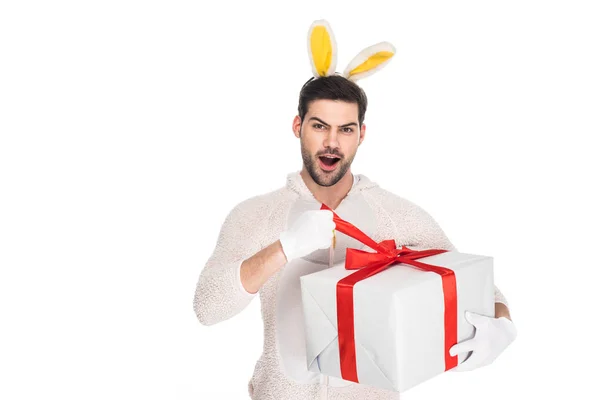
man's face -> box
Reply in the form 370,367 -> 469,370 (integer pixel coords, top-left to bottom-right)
293,99 -> 366,187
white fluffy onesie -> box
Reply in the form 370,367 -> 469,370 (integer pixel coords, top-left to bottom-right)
193,171 -> 509,399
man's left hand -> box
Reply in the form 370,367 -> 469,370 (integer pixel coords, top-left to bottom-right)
449,311 -> 517,372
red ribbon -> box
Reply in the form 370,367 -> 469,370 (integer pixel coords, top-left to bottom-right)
320,203 -> 458,383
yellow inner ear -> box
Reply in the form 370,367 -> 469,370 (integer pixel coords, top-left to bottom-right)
310,26 -> 333,76
348,51 -> 394,76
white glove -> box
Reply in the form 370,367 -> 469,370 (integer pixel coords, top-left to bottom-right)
449,311 -> 517,372
279,209 -> 335,262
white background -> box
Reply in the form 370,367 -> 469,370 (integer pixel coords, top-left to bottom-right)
1,1 -> 599,399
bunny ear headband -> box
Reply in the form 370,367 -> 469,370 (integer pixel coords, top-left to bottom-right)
307,19 -> 396,82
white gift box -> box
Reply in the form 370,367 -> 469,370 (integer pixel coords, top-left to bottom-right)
300,250 -> 495,393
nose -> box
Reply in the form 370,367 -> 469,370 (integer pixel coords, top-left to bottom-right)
323,129 -> 340,150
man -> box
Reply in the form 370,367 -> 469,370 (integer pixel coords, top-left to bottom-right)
194,21 -> 516,400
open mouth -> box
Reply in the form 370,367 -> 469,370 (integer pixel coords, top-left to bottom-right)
318,155 -> 341,171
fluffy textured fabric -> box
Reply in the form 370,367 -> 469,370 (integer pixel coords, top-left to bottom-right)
193,171 -> 509,399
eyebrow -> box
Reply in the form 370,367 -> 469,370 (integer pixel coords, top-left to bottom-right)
308,117 -> 358,128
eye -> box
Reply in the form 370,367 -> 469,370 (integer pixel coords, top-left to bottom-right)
342,127 -> 354,133
313,123 -> 325,130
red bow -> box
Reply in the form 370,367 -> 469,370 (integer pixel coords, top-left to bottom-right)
320,203 -> 458,383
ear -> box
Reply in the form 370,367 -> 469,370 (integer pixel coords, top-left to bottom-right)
343,42 -> 395,82
292,115 -> 302,138
307,19 -> 337,78
358,123 -> 366,146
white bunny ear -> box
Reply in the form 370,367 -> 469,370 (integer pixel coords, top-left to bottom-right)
307,19 -> 337,78
342,42 -> 396,82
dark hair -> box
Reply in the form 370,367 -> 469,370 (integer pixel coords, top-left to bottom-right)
297,75 -> 368,126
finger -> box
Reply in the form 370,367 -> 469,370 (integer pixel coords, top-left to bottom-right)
450,350 -> 471,372
451,362 -> 469,372
449,339 -> 477,357
465,311 -> 490,327
452,357 -> 477,372
452,350 -> 483,372
316,212 -> 335,228
328,220 -> 336,231
317,230 -> 334,245
321,209 -> 334,220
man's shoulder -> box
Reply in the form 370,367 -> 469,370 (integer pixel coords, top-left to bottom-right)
363,182 -> 430,218
364,183 -> 413,208
227,185 -> 293,219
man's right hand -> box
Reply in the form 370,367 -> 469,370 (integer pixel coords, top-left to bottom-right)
279,209 -> 336,262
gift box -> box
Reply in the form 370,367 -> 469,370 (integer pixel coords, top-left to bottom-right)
299,204 -> 495,393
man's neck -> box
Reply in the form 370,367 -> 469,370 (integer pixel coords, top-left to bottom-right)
300,167 -> 354,210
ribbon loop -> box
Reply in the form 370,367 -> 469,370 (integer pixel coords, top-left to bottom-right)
319,203 -> 458,382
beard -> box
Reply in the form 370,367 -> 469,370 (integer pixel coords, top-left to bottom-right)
300,138 -> 355,187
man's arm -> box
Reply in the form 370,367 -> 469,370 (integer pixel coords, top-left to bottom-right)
193,197 -> 268,326
495,302 -> 511,320
239,240 -> 288,294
